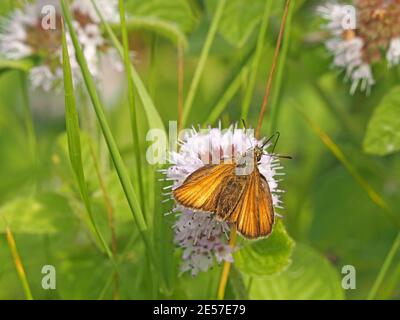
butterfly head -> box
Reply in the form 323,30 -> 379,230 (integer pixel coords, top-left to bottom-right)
254,146 -> 264,162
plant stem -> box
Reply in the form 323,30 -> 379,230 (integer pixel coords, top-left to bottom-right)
268,1 -> 295,135
178,44 -> 185,132
367,232 -> 400,300
241,0 -> 272,120
98,232 -> 141,299
256,0 -> 292,138
182,0 -> 227,126
4,221 -> 33,300
118,0 -> 146,217
217,226 -> 237,300
204,45 -> 255,125
88,141 -> 120,299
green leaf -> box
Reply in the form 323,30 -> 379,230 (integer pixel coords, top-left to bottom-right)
234,220 -> 294,276
0,193 -> 74,234
125,0 -> 198,34
0,57 -> 34,75
119,16 -> 188,47
246,244 -> 345,300
363,86 -> 400,156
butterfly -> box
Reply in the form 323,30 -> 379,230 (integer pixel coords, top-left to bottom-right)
173,133 -> 289,239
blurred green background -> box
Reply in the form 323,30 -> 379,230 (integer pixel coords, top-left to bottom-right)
0,0 -> 399,300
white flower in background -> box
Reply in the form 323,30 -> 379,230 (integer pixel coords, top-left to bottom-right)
318,0 -> 400,94
0,0 -> 120,91
349,63 -> 375,95
387,37 -> 400,67
317,2 -> 351,36
71,0 -> 119,24
164,125 -> 284,276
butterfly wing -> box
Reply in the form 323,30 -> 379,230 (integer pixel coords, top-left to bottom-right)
219,169 -> 274,239
173,163 -> 236,212
174,163 -> 275,239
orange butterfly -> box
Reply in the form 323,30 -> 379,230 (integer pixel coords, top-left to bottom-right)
173,135 -> 288,239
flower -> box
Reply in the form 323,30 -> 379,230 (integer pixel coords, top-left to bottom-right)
387,37 -> 400,66
0,0 -> 120,91
318,0 -> 400,94
164,125 -> 284,276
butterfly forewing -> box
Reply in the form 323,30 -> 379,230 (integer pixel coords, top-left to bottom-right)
173,163 -> 236,212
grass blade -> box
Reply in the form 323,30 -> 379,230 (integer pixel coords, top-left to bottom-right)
60,2 -> 159,278
294,103 -> 400,229
118,0 -> 146,214
61,20 -> 114,261
367,232 -> 400,300
205,46 -> 255,126
241,0 -> 272,120
91,0 -> 166,135
61,0 -> 147,231
182,0 -> 227,126
88,141 -> 120,299
268,0 -> 295,134
3,220 -> 33,300
256,0 -> 293,138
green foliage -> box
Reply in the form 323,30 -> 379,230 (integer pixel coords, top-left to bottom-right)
364,86 -> 400,156
0,193 -> 74,234
245,244 -> 344,300
205,0 -> 281,47
234,220 -> 294,276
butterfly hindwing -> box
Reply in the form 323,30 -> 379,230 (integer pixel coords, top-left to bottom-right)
258,174 -> 275,237
224,169 -> 274,239
216,174 -> 248,220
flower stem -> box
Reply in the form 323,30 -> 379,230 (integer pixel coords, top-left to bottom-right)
256,0 -> 292,138
217,226 -> 237,300
4,220 -> 33,300
367,232 -> 400,300
182,0 -> 227,126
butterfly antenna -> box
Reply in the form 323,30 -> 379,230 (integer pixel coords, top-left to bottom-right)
261,132 -> 293,161
241,119 -> 247,130
261,131 -> 280,151
271,154 -> 293,160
